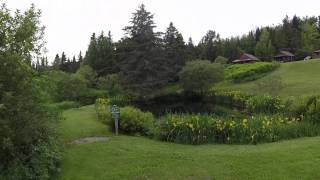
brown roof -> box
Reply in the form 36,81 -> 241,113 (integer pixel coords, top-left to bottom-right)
241,53 -> 259,60
274,51 -> 294,58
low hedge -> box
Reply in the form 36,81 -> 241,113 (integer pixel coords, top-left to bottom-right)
225,62 -> 279,83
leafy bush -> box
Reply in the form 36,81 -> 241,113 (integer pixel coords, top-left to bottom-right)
75,65 -> 97,88
157,113 -> 320,144
97,74 -> 124,96
179,60 -> 224,93
95,98 -> 111,121
225,62 -> 279,82
95,101 -> 155,136
77,89 -> 108,105
246,95 -> 284,114
116,106 -> 155,136
214,56 -> 228,64
0,55 -> 61,179
56,73 -> 88,102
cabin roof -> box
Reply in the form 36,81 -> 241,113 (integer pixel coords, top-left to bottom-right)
274,51 -> 295,57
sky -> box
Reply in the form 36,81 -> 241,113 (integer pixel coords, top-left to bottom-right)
2,0 -> 320,62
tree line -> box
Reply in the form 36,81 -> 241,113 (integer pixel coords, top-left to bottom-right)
44,4 -> 320,97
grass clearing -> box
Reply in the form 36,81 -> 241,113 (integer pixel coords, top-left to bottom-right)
60,105 -> 320,180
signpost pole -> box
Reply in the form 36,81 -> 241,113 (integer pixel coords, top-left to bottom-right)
111,105 -> 120,136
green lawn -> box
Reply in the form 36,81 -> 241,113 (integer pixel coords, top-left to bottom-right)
218,59 -> 320,97
59,105 -> 112,142
60,106 -> 320,180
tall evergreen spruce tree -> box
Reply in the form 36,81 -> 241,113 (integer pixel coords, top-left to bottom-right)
118,4 -> 169,97
84,32 -> 115,76
163,22 -> 186,81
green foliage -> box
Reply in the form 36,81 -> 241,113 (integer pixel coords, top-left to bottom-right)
95,102 -> 155,136
179,60 -> 224,93
214,56 -> 228,64
157,113 -> 320,145
49,101 -> 80,110
117,4 -> 169,97
56,73 -> 88,102
97,74 -> 124,96
255,29 -> 275,60
0,55 -> 61,179
0,4 -> 61,179
116,106 -> 155,136
75,65 -> 97,88
84,32 -> 115,76
225,62 -> 279,82
246,95 -> 284,114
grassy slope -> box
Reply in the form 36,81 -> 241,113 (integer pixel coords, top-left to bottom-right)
60,106 -> 320,180
218,59 -> 320,97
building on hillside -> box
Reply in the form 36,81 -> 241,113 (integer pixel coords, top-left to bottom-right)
312,50 -> 320,59
274,51 -> 295,62
232,53 -> 259,64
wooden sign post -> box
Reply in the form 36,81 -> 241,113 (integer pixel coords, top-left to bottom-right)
111,105 -> 120,136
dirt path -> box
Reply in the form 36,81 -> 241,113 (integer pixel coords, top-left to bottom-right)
70,137 -> 110,144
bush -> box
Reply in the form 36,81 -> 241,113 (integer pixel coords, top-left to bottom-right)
225,62 -> 279,83
0,55 -> 61,179
157,113 -> 320,145
77,89 -> 108,105
95,101 -> 155,136
75,65 -> 97,88
97,74 -> 124,96
246,95 -> 284,114
214,56 -> 228,64
179,60 -> 224,93
56,73 -> 88,102
116,107 -> 155,136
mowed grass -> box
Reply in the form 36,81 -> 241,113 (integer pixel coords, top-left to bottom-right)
218,59 -> 320,97
59,105 -> 112,142
60,106 -> 320,180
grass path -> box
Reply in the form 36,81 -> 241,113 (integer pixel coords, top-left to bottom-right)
60,106 -> 320,180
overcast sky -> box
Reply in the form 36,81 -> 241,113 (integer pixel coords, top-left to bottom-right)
2,0 -> 320,61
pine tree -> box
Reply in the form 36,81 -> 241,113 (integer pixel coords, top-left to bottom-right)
84,32 -> 115,76
163,22 -> 186,81
118,4 -> 168,97
52,54 -> 61,69
186,37 -> 198,61
198,30 -> 220,61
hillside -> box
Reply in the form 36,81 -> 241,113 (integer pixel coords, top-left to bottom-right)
219,59 -> 320,97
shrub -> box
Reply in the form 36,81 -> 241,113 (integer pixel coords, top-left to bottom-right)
56,73 -> 88,102
95,102 -> 155,136
225,62 -> 279,83
214,56 -> 228,64
116,106 -> 155,136
97,74 -> 124,96
75,65 -> 97,88
179,60 -> 224,93
246,95 -> 284,114
77,89 -> 108,105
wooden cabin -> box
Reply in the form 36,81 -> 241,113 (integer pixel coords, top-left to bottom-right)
312,50 -> 320,59
274,51 -> 295,62
232,53 -> 259,64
